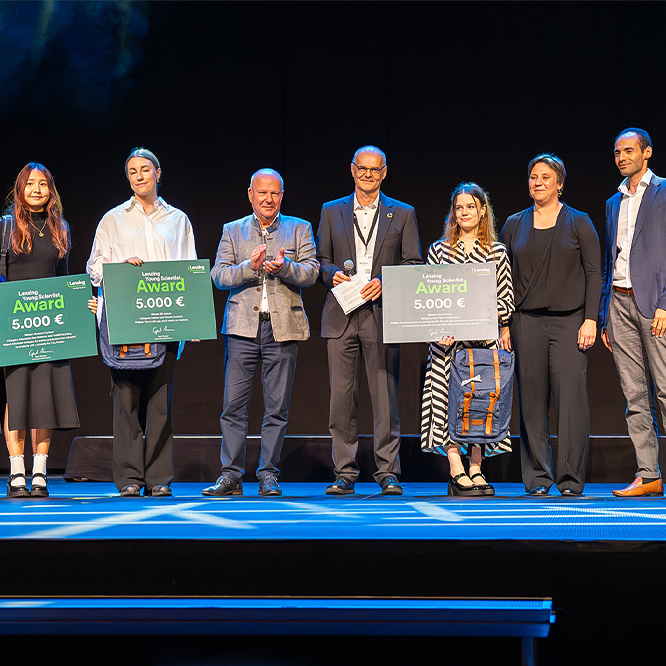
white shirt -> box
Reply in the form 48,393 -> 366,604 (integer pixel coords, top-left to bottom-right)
87,196 -> 197,321
614,169 -> 653,288
256,213 -> 279,313
353,193 -> 380,278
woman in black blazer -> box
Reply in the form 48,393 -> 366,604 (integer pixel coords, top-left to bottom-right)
500,154 -> 602,496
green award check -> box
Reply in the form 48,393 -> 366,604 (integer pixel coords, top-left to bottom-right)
382,263 -> 499,343
102,260 -> 217,345
0,274 -> 97,366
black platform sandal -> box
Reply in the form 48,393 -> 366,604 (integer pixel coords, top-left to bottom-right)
471,472 -> 495,496
448,473 -> 486,497
30,473 -> 49,498
7,473 -> 30,498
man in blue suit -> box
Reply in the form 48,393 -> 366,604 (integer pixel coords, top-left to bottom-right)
600,128 -> 666,497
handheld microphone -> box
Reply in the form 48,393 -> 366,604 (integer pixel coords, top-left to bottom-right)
343,260 -> 354,277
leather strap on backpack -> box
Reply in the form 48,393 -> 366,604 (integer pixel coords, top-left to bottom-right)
119,343 -> 152,358
462,348 -> 502,436
485,350 -> 501,435
462,348 -> 475,435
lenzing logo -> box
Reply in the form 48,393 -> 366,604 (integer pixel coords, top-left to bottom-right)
472,266 -> 492,274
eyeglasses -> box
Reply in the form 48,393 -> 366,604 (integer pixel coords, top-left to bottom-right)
352,163 -> 387,178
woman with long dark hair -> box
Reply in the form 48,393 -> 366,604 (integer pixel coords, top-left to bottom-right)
3,162 -> 95,498
421,182 -> 514,496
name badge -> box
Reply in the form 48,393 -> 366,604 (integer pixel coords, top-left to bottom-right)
358,253 -> 373,279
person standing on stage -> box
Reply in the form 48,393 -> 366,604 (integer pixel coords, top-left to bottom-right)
87,147 -> 197,497
202,169 -> 318,498
501,153 -> 601,497
316,145 -> 422,496
601,128 -> 666,497
3,163 -> 97,498
421,182 -> 514,497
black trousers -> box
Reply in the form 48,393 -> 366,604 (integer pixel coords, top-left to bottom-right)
110,343 -> 178,491
511,310 -> 589,493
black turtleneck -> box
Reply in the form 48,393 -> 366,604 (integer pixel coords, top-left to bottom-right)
6,211 -> 69,282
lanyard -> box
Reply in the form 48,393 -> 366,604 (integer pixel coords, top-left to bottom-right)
353,205 -> 380,252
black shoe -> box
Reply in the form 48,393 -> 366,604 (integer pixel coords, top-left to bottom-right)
528,486 -> 549,496
470,473 -> 495,496
560,488 -> 582,497
258,475 -> 282,497
120,484 -> 141,497
145,485 -> 172,497
30,473 -> 49,498
380,476 -> 403,495
202,475 -> 243,497
326,477 -> 355,495
7,473 -> 30,498
448,473 -> 486,497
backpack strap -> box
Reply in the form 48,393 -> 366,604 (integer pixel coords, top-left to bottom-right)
119,343 -> 153,359
462,348 -> 475,435
0,215 -> 12,281
485,350 -> 501,435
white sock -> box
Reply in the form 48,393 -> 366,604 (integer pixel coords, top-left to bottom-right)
32,453 -> 48,486
9,454 -> 25,487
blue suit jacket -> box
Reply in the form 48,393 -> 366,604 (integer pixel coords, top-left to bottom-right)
600,173 -> 666,328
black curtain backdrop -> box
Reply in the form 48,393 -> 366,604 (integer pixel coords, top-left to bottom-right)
0,1 -> 662,449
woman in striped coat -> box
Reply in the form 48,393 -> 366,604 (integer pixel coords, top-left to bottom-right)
421,182 -> 514,496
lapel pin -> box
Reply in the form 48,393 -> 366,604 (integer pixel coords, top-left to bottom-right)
387,212 -> 393,218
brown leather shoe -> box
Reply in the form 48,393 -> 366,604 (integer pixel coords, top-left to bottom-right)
612,477 -> 664,497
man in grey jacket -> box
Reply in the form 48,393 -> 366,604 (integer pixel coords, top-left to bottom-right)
203,169 -> 319,497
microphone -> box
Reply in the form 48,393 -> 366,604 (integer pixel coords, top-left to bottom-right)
343,260 -> 354,277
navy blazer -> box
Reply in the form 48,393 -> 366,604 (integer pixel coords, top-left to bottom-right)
600,173 -> 666,328
316,191 -> 422,339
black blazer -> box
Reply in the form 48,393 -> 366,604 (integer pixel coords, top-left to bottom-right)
500,203 -> 601,320
316,191 -> 422,339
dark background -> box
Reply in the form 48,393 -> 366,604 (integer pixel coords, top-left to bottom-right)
0,0 -> 662,450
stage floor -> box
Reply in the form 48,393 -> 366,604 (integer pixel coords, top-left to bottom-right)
1,479 -> 665,541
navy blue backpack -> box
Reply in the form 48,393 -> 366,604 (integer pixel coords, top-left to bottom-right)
98,300 -> 166,370
448,346 -> 515,444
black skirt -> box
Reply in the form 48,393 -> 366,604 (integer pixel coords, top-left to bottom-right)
5,361 -> 80,431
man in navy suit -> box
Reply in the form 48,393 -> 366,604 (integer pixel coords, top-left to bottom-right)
600,128 -> 666,497
316,146 -> 421,496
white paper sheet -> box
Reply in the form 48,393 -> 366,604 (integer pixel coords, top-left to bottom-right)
331,272 -> 370,315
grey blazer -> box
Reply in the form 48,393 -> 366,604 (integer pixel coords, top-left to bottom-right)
211,214 -> 319,342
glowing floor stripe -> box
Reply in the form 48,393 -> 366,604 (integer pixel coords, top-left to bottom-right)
4,506 -> 666,521
4,504 -> 666,514
366,522 -> 666,528
407,502 -> 464,522
176,510 -> 254,530
281,501 -> 367,516
9,516 -> 666,530
23,501 -> 202,539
